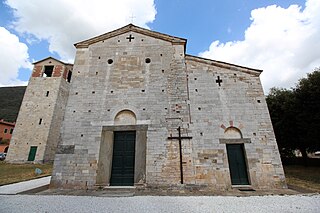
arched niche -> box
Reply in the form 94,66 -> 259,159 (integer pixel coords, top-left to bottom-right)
224,127 -> 243,139
114,110 -> 136,125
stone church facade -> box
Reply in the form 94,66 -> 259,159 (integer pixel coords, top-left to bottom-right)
7,24 -> 286,191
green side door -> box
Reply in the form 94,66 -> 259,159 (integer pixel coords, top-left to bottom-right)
27,146 -> 37,161
226,144 -> 249,185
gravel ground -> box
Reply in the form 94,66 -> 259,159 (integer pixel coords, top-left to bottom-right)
0,194 -> 319,213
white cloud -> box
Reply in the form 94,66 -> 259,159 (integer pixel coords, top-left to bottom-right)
200,0 -> 320,93
0,27 -> 31,86
5,0 -> 157,61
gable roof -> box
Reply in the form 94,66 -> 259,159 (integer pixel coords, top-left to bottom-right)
186,55 -> 263,76
74,24 -> 187,49
73,24 -> 262,75
33,57 -> 73,66
0,119 -> 15,126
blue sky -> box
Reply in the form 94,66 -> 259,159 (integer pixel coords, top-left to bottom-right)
151,0 -> 302,51
0,0 -> 319,93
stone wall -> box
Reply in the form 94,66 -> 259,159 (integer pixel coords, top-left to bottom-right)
186,56 -> 286,189
6,59 -> 71,163
51,26 -> 286,190
51,31 -> 189,188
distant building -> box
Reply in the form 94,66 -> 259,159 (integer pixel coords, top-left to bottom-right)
0,119 -> 15,153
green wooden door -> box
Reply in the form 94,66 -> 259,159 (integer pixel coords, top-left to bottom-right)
226,144 -> 249,185
110,131 -> 136,186
27,146 -> 37,161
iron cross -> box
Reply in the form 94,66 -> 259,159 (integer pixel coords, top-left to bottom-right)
126,34 -> 135,42
167,126 -> 192,184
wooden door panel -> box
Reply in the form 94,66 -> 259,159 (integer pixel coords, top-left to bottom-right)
226,144 -> 249,185
110,131 -> 136,186
27,146 -> 37,161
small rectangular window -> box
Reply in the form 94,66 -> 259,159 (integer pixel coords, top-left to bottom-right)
10,128 -> 13,134
4,129 -> 8,133
67,71 -> 72,83
43,66 -> 54,77
46,91 -> 49,97
39,118 -> 42,125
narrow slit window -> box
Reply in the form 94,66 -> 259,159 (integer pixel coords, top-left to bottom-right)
67,71 -> 72,83
39,118 -> 42,125
43,66 -> 54,77
46,91 -> 49,97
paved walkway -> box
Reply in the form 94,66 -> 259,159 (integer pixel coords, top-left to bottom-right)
0,176 -> 51,195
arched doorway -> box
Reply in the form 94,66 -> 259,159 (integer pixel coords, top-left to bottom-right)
224,127 -> 250,185
96,110 -> 147,187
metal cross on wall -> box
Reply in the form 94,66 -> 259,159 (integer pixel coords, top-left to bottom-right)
167,126 -> 192,184
126,34 -> 135,42
216,76 -> 223,86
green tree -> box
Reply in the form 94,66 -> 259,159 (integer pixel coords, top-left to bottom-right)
294,69 -> 320,159
266,88 -> 298,158
267,68 -> 320,162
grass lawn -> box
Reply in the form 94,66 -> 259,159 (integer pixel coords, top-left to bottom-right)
0,161 -> 53,186
284,165 -> 320,193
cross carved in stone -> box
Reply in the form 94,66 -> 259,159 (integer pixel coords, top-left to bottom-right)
126,34 -> 135,42
216,76 -> 223,86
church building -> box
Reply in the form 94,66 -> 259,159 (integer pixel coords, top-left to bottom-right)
7,24 -> 286,191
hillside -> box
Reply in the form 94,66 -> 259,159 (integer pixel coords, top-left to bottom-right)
0,86 -> 26,122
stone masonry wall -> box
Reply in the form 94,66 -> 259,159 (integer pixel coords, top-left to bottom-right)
51,31 -> 190,188
51,28 -> 286,190
44,79 -> 70,162
6,61 -> 71,163
186,57 -> 286,189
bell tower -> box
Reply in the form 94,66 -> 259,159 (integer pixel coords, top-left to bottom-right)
6,57 -> 73,163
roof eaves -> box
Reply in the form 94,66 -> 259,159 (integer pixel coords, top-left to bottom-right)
185,54 -> 262,76
33,57 -> 73,66
74,24 -> 187,48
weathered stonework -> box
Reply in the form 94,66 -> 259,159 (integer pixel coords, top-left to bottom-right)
8,24 -> 286,191
6,58 -> 72,163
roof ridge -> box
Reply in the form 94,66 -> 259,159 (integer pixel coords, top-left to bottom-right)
0,119 -> 15,126
74,24 -> 187,48
33,57 -> 73,66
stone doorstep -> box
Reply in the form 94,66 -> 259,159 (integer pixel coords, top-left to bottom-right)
103,186 -> 136,189
97,186 -> 136,197
231,185 -> 256,191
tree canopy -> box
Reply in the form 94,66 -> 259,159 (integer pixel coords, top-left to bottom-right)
266,69 -> 320,160
0,86 -> 26,122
